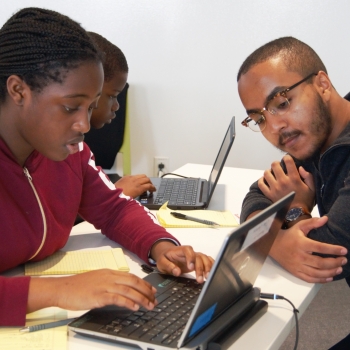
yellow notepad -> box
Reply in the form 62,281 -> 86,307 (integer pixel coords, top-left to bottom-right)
156,202 -> 239,228
25,248 -> 129,275
0,309 -> 67,350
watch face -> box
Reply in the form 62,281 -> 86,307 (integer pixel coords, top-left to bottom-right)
286,207 -> 304,222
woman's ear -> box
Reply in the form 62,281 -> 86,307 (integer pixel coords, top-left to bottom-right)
6,75 -> 28,106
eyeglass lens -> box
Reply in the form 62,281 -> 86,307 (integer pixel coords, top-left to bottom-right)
247,95 -> 290,132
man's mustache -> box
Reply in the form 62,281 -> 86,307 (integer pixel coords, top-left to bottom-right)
279,130 -> 301,146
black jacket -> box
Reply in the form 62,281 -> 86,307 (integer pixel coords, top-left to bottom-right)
241,122 -> 350,282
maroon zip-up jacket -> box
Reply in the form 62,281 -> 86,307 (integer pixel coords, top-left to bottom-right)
0,139 -> 178,326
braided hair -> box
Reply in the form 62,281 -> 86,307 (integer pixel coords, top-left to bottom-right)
88,32 -> 128,82
0,7 -> 102,102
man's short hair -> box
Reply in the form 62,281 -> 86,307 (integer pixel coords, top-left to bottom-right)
237,36 -> 327,81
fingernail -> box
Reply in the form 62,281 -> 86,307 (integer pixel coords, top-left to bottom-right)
341,249 -> 348,254
148,302 -> 154,308
326,277 -> 333,282
188,263 -> 194,270
197,275 -> 203,283
342,259 -> 347,266
336,267 -> 342,274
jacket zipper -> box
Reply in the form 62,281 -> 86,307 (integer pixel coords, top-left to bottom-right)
23,167 -> 47,260
317,145 -> 336,199
317,143 -> 350,198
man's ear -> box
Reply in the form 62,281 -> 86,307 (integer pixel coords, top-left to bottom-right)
315,71 -> 332,102
6,75 -> 29,106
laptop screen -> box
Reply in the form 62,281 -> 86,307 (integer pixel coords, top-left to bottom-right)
207,117 -> 235,204
179,192 -> 293,346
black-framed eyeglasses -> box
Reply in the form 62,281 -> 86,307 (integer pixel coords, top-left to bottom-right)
241,72 -> 317,132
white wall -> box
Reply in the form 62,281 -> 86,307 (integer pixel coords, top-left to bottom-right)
2,1 -> 350,175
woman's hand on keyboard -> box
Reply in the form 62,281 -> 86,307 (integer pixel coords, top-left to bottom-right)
150,241 -> 214,283
27,269 -> 158,314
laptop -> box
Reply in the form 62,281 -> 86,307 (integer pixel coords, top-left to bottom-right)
137,117 -> 236,210
69,192 -> 294,349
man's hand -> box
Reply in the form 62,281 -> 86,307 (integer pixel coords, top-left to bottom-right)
114,174 -> 156,198
269,216 -> 348,283
258,155 -> 315,212
150,241 -> 214,283
28,269 -> 157,313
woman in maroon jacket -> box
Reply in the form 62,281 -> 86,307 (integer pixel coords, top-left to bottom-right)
0,7 -> 213,326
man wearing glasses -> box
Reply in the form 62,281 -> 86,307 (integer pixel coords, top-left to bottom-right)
237,37 -> 350,287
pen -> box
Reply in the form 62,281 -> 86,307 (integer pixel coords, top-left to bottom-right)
170,212 -> 219,226
19,317 -> 76,333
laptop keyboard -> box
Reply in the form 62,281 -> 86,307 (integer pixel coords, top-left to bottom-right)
153,178 -> 199,206
99,277 -> 203,346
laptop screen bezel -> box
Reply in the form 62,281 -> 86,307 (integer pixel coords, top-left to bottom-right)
206,116 -> 236,205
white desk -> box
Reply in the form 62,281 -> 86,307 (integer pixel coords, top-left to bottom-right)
66,163 -> 321,350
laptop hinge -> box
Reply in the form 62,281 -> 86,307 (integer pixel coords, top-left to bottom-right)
182,287 -> 266,350
199,180 -> 208,203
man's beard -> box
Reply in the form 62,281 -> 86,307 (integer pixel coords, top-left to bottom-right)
278,92 -> 332,162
